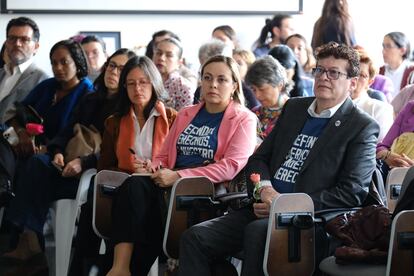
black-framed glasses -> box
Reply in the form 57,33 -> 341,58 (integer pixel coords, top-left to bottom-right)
311,67 -> 349,80
6,35 -> 33,45
106,62 -> 124,73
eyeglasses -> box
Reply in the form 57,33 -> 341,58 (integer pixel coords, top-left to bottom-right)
106,62 -> 124,73
358,73 -> 369,80
382,43 -> 399,50
126,79 -> 151,88
6,35 -> 34,45
311,67 -> 348,80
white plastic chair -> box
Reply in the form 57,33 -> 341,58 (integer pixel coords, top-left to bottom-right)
385,167 -> 409,213
50,168 -> 96,276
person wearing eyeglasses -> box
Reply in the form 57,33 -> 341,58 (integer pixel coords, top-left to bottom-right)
178,42 -> 379,276
105,55 -> 257,276
0,17 -> 49,127
379,32 -> 414,98
350,49 -> 393,142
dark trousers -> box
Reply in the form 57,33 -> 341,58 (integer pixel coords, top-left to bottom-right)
6,153 -> 78,235
109,175 -> 166,276
178,207 -> 268,276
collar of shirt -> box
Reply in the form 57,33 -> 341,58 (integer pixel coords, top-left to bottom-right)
307,98 -> 347,118
352,92 -> 370,105
131,107 -> 161,131
384,59 -> 411,74
4,57 -> 34,76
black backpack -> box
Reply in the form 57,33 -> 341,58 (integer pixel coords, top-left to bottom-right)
0,134 -> 16,206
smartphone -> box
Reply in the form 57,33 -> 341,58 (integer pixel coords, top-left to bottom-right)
3,127 -> 19,146
51,161 -> 63,172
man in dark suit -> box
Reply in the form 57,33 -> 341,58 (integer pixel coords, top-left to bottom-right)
178,42 -> 380,276
0,17 -> 48,126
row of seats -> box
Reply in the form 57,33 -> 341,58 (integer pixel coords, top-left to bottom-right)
1,166 -> 413,276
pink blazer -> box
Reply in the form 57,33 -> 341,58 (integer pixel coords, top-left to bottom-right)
154,101 -> 257,184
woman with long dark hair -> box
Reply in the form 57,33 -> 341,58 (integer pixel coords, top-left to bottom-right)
311,0 -> 356,49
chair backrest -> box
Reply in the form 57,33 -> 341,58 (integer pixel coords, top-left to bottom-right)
386,210 -> 414,276
263,193 -> 315,276
92,170 -> 129,239
386,167 -> 410,213
163,177 -> 215,259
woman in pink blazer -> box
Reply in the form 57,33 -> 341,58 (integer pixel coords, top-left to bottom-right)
106,55 -> 257,276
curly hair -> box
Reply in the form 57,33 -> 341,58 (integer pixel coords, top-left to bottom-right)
49,39 -> 89,79
315,42 -> 360,78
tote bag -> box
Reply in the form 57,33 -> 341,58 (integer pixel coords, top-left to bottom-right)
64,123 -> 102,162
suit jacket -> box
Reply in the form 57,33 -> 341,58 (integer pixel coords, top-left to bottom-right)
0,63 -> 49,124
154,101 -> 257,184
246,97 -> 380,210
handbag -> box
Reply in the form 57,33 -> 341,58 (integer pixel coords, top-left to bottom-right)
390,132 -> 414,160
325,205 -> 391,264
64,123 -> 102,162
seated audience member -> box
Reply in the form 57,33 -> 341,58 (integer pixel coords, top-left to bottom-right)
1,39 -> 93,274
68,55 -> 176,275
269,44 -> 312,97
286,33 -> 316,77
252,14 -> 295,57
232,48 -> 260,109
7,39 -> 93,157
212,25 -> 238,49
232,48 -> 255,82
377,100 -> 414,172
106,55 -> 257,276
391,84 -> 414,115
380,32 -> 414,97
0,17 -> 48,126
351,49 -> 393,141
195,40 -> 259,109
145,30 -> 180,60
178,42 -> 379,276
49,48 -> 136,191
153,38 -> 197,111
81,35 -> 108,82
246,55 -> 290,140
370,74 -> 394,103
0,42 -> 7,69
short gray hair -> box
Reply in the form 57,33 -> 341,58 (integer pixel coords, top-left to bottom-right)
245,55 -> 290,93
198,39 -> 233,66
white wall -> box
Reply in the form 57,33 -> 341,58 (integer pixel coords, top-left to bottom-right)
0,0 -> 413,76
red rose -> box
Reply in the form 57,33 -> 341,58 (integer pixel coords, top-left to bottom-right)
26,123 -> 44,136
